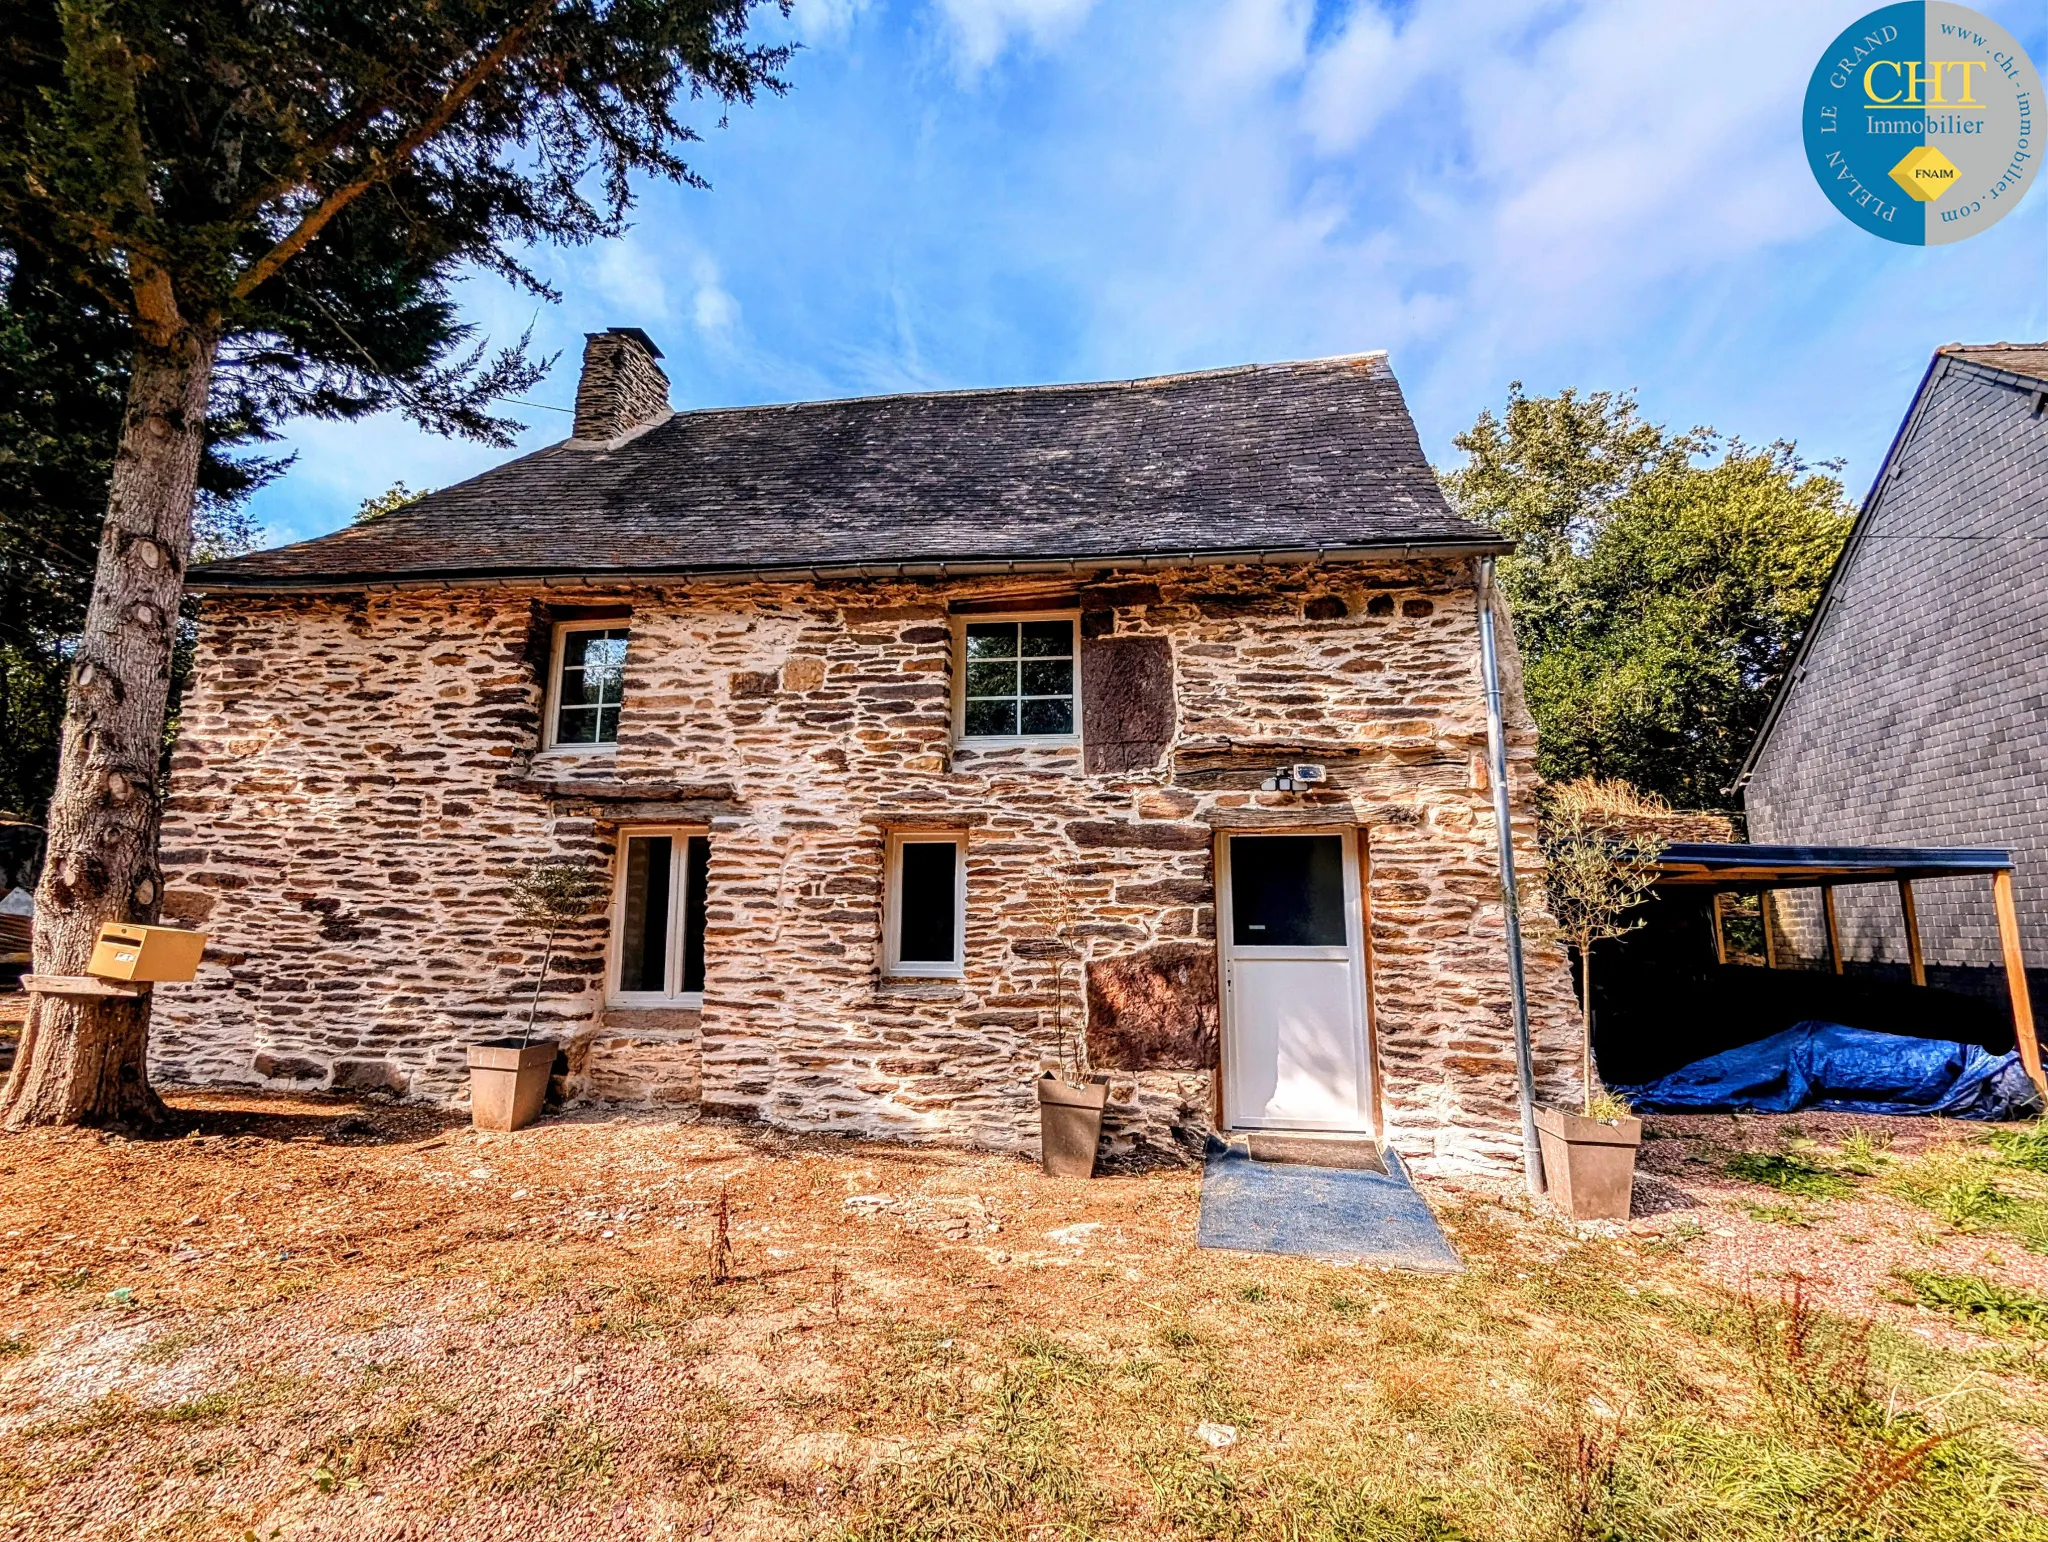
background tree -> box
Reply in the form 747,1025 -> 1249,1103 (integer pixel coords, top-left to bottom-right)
1443,385 -> 1853,809
0,0 -> 787,1129
0,257 -> 270,826
353,483 -> 428,524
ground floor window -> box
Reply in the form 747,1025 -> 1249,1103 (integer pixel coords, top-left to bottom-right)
884,830 -> 965,978
611,827 -> 709,1005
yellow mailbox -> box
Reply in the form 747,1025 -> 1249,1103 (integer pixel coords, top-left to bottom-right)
88,923 -> 207,983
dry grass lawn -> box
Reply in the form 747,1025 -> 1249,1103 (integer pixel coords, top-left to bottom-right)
3,1091 -> 2048,1540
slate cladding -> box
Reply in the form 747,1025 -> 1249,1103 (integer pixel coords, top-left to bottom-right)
1742,344 -> 2048,1013
190,353 -> 1504,589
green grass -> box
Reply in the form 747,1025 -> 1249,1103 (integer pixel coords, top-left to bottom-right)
1726,1151 -> 1855,1200
1834,1129 -> 1895,1176
1899,1271 -> 2048,1337
1885,1145 -> 2048,1252
820,1265 -> 2048,1542
1989,1123 -> 2048,1174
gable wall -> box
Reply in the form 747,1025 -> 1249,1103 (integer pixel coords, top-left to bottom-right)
1746,361 -> 2048,997
155,561 -> 1580,1174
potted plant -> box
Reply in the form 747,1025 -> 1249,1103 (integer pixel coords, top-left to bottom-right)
1030,877 -> 1107,1178
1532,778 -> 1665,1220
470,858 -> 604,1132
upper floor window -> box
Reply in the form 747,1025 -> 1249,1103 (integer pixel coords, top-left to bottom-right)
957,613 -> 1078,742
547,623 -> 629,750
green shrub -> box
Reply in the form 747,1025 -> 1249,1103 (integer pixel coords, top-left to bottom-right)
1726,1151 -> 1854,1200
1887,1148 -> 2048,1253
1835,1129 -> 1894,1176
1899,1271 -> 2048,1336
1989,1123 -> 2048,1174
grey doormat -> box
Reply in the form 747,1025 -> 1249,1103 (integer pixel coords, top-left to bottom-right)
1197,1139 -> 1462,1272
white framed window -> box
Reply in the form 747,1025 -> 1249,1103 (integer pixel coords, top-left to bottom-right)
544,621 -> 630,752
609,826 -> 709,1006
882,829 -> 966,979
953,611 -> 1081,745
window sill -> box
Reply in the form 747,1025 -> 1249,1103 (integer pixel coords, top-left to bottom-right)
955,737 -> 1081,751
534,744 -> 618,763
608,992 -> 705,1011
875,978 -> 968,1001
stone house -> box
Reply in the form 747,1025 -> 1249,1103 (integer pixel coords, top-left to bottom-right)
1739,344 -> 2048,1017
158,330 -> 1581,1174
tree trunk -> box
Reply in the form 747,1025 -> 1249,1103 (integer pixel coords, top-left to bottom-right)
0,323 -> 219,1131
1580,944 -> 1595,1114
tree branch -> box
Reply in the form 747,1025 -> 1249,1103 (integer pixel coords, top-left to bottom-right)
230,0 -> 558,302
229,96 -> 401,226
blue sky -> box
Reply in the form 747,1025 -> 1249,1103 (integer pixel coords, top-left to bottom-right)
249,0 -> 2048,547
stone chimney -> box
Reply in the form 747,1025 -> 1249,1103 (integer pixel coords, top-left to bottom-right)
571,327 -> 670,442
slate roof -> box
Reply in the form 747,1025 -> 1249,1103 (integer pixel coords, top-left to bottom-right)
1941,343 -> 2048,385
191,353 -> 1506,590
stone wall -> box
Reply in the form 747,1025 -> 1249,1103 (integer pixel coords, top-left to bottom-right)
156,560 -> 1581,1174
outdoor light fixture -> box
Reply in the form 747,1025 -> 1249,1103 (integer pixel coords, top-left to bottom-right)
1260,763 -> 1325,793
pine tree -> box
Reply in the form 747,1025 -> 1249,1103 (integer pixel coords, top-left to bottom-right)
0,0 -> 786,1127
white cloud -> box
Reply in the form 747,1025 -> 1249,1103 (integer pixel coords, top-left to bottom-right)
1297,1 -> 1398,151
933,0 -> 1098,71
242,0 -> 2047,546
789,0 -> 871,43
588,236 -> 675,322
689,253 -> 742,340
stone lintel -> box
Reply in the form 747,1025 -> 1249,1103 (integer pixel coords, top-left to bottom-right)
499,775 -> 738,802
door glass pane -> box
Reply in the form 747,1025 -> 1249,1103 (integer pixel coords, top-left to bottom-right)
619,835 -> 672,991
897,841 -> 959,964
680,836 -> 709,994
1230,835 -> 1346,947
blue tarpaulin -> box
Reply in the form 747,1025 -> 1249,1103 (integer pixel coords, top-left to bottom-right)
1616,1022 -> 2042,1120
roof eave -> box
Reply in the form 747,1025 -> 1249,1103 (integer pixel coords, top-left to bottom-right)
186,537 -> 1516,596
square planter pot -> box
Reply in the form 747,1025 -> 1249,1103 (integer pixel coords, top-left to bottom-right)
1036,1072 -> 1109,1178
1535,1105 -> 1643,1221
468,1039 -> 556,1132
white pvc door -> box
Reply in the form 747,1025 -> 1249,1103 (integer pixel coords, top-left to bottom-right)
1219,830 -> 1374,1132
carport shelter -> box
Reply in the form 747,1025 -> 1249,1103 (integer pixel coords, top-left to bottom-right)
1590,843 -> 2045,1095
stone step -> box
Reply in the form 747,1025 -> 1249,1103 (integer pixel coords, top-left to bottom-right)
1242,1131 -> 1386,1173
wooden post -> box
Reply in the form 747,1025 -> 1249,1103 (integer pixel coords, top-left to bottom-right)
1991,869 -> 2044,1096
1822,886 -> 1844,975
1898,880 -> 1926,987
1762,890 -> 1779,970
1710,893 -> 1728,966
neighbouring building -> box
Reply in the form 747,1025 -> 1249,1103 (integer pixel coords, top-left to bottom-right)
155,331 -> 1582,1173
1740,343 -> 2048,1016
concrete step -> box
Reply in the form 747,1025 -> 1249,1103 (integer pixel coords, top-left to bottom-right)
1242,1131 -> 1386,1173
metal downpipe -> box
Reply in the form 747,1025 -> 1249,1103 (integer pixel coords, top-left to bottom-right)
1476,557 -> 1545,1196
